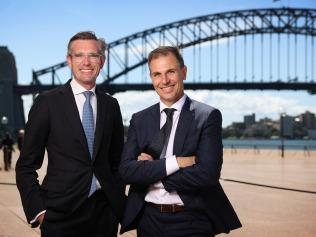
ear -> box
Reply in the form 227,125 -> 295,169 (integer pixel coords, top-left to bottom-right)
66,55 -> 73,69
181,65 -> 187,81
100,56 -> 106,68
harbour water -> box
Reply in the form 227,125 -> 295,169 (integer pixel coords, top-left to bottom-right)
223,139 -> 316,150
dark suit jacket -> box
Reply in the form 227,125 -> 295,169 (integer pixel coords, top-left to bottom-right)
119,96 -> 241,234
16,80 -> 125,226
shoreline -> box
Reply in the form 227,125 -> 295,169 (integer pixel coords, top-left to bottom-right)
223,147 -> 316,158
223,139 -> 316,151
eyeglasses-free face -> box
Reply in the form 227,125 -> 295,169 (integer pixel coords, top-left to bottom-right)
67,39 -> 105,90
149,53 -> 186,107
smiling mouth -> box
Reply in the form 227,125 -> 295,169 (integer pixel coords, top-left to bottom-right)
161,85 -> 174,89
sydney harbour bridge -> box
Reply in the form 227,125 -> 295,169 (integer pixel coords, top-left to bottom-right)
1,7 -> 316,134
14,7 -> 316,95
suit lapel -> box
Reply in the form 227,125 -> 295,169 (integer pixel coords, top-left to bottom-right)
148,103 -> 160,141
173,97 -> 194,155
92,88 -> 106,161
60,81 -> 90,158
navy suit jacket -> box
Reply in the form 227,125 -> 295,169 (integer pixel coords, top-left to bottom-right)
16,80 -> 126,226
119,96 -> 241,234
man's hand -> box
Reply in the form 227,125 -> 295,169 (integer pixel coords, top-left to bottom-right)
176,156 -> 196,168
137,153 -> 153,161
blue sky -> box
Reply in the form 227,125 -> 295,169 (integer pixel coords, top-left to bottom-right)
1,0 -> 316,126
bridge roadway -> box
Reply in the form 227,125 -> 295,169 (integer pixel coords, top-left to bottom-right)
14,81 -> 316,95
1,148 -> 316,237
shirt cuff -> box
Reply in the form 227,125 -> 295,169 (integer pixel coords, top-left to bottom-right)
165,155 -> 179,176
30,210 -> 46,224
152,181 -> 164,188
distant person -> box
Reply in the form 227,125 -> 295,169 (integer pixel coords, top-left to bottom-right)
253,145 -> 260,154
231,144 -> 237,154
17,129 -> 24,152
119,46 -> 241,236
16,31 -> 125,237
303,145 -> 310,157
1,132 -> 15,171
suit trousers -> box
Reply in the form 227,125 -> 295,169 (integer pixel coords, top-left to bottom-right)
40,190 -> 118,237
137,203 -> 215,237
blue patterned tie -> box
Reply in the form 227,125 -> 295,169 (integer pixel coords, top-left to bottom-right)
82,91 -> 97,196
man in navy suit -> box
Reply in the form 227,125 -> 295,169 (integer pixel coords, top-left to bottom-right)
119,46 -> 241,236
16,31 -> 125,237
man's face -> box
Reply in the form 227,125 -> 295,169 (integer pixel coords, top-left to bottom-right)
149,53 -> 186,107
67,39 -> 105,89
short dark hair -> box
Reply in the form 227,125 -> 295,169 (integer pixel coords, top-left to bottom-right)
148,46 -> 185,68
67,31 -> 107,57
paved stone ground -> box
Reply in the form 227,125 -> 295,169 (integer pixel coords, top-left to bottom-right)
0,148 -> 315,237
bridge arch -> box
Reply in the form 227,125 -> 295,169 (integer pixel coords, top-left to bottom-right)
21,7 -> 315,95
103,7 -> 316,84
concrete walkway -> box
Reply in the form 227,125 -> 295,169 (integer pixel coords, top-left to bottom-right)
0,149 -> 315,237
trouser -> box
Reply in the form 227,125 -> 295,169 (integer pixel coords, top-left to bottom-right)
137,203 -> 215,237
3,149 -> 10,171
40,190 -> 118,237
8,150 -> 12,168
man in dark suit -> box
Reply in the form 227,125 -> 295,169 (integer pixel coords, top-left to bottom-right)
119,46 -> 241,236
16,31 -> 125,237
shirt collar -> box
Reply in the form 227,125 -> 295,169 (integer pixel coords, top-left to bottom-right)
159,94 -> 187,113
70,78 -> 96,95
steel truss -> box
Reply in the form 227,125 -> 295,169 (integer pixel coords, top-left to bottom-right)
21,7 -> 316,94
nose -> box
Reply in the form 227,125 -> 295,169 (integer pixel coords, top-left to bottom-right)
82,55 -> 91,65
161,74 -> 170,84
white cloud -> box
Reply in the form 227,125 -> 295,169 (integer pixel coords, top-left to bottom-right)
22,90 -> 315,128
114,91 -> 158,124
114,90 -> 316,127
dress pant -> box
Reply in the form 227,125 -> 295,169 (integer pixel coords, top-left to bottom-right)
137,203 -> 215,237
40,190 -> 118,237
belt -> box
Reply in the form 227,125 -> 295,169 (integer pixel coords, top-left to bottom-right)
147,202 -> 184,213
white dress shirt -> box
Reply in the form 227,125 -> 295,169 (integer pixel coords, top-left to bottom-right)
144,94 -> 187,205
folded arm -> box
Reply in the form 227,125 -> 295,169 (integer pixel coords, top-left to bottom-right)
138,153 -> 195,168
162,109 -> 223,192
119,115 -> 167,186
